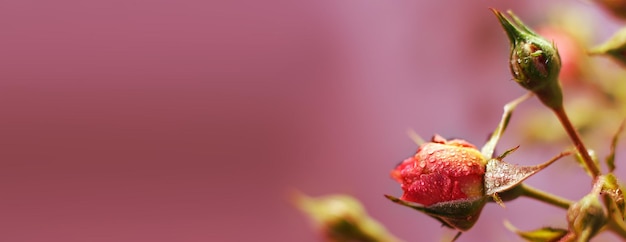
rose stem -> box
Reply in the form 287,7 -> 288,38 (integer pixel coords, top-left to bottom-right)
551,106 -> 601,178
520,184 -> 626,239
519,183 -> 572,209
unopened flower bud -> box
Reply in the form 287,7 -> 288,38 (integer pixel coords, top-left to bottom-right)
387,133 -> 568,232
391,135 -> 487,206
492,9 -> 564,109
388,135 -> 488,231
566,181 -> 608,241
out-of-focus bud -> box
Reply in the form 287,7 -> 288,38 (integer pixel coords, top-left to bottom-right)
492,9 -> 564,109
566,181 -> 609,241
293,191 -> 402,242
595,0 -> 626,20
537,6 -> 594,86
537,27 -> 584,84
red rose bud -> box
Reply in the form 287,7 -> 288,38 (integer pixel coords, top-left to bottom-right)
391,135 -> 487,206
492,9 -> 564,109
388,135 -> 488,231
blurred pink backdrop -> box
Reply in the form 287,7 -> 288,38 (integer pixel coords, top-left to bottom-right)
0,0 -> 624,241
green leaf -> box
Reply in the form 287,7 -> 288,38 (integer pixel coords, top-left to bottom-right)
590,27 -> 626,66
504,220 -> 568,242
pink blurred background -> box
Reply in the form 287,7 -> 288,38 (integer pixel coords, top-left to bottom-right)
1,0 -> 624,241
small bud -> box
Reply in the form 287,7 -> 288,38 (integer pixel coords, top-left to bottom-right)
492,9 -> 564,109
566,181 -> 609,241
594,0 -> 626,20
293,191 -> 402,242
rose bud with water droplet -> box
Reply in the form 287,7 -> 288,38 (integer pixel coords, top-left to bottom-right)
391,135 -> 487,206
388,135 -> 488,231
386,133 -> 570,232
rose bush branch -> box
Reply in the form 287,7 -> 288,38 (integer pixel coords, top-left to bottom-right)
297,6 -> 626,242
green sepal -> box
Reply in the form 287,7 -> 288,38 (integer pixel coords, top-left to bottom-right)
384,195 -> 487,231
485,151 -> 572,196
606,120 -> 625,172
601,174 -> 626,219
